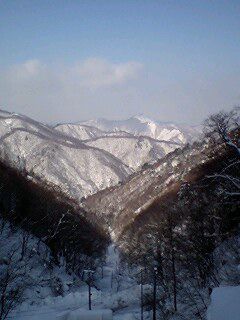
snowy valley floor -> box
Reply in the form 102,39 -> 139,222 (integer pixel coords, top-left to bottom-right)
7,244 -> 151,320
2,225 -> 240,320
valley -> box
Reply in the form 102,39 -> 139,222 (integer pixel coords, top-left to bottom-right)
0,108 -> 239,320
1,2 -> 240,319
0,110 -> 199,201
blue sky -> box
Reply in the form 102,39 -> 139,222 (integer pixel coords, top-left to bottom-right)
0,0 -> 240,123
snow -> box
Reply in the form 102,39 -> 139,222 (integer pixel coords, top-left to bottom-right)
86,135 -> 176,169
81,115 -> 201,144
0,109 -> 205,320
4,237 -> 149,320
0,109 -> 201,200
207,286 -> 240,320
0,111 -> 131,199
0,220 -> 86,320
60,309 -> 113,320
55,123 -> 105,141
4,222 -> 239,320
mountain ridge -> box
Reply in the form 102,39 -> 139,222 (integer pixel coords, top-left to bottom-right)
0,108 -> 201,201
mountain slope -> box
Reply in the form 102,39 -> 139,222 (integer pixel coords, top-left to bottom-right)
0,110 -> 201,200
55,115 -> 199,170
82,139 -> 228,238
0,110 -> 131,199
81,115 -> 201,144
85,135 -> 179,169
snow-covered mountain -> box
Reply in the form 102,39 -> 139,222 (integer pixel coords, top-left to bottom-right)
0,110 -> 131,200
80,115 -> 201,144
83,140 -> 213,237
0,109 -> 201,200
85,135 -> 178,170
55,122 -> 181,170
55,115 -> 201,170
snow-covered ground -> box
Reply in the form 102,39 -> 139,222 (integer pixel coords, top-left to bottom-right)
207,286 -> 240,320
6,239 -> 150,320
3,221 -> 240,320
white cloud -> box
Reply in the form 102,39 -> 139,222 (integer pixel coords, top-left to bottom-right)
3,58 -> 142,90
0,57 -> 238,124
0,58 -> 143,122
72,58 -> 142,87
6,59 -> 44,80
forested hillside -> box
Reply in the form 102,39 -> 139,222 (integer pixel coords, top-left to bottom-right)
0,159 -> 110,273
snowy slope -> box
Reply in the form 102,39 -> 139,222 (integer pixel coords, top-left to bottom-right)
0,220 -> 81,320
0,110 -> 131,199
55,118 -> 188,170
4,227 -> 150,320
207,286 -> 240,320
85,135 -> 178,169
82,140 -> 216,238
0,109 -> 200,200
55,123 -> 106,140
81,115 -> 201,144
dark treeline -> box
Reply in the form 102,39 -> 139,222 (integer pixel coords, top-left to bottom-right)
119,109 -> 240,319
0,160 -> 110,275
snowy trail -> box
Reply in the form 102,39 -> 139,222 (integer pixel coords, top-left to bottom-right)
8,243 -> 148,320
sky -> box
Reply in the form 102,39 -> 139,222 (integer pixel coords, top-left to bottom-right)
0,0 -> 240,124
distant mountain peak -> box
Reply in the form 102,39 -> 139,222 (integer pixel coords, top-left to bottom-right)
131,114 -> 154,124
80,115 -> 201,144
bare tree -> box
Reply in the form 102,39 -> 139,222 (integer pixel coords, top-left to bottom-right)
204,107 -> 240,199
0,243 -> 32,320
204,107 -> 240,155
